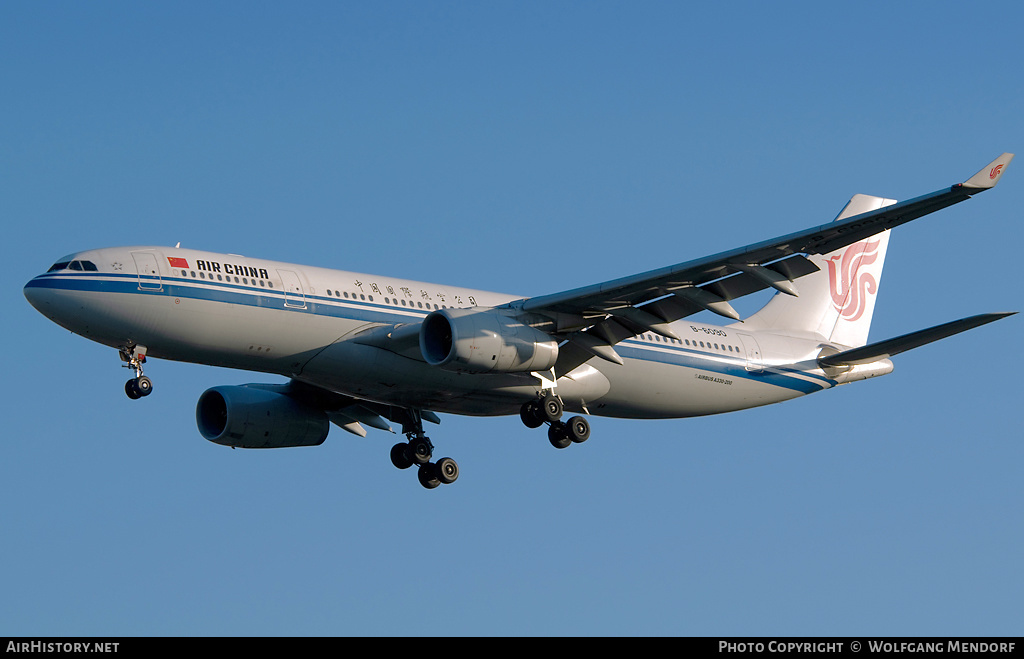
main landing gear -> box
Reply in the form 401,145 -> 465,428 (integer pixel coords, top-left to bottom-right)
520,393 -> 591,449
120,345 -> 153,400
389,411 -> 459,490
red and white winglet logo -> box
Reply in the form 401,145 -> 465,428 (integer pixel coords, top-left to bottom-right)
826,239 -> 880,322
990,164 -> 1004,180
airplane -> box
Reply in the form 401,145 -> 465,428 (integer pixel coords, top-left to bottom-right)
24,153 -> 1016,489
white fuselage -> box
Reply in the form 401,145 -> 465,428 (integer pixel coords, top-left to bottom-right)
24,246 -> 889,419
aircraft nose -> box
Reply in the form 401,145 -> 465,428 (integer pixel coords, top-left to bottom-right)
24,276 -> 53,315
25,278 -> 43,309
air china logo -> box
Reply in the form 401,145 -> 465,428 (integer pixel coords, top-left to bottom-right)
826,239 -> 880,322
990,164 -> 1004,180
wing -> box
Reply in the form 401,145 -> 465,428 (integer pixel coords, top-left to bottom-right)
513,153 -> 1014,374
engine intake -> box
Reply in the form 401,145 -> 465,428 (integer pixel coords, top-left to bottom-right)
196,385 -> 329,448
420,308 -> 558,373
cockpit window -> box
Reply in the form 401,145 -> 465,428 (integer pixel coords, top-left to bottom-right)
46,260 -> 97,272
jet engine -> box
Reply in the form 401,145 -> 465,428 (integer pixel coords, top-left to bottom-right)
196,385 -> 329,448
420,308 -> 559,374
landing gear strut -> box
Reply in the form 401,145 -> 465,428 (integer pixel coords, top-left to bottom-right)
120,345 -> 153,399
520,392 -> 591,449
390,411 -> 459,489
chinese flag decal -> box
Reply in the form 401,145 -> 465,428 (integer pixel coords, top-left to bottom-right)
167,257 -> 189,268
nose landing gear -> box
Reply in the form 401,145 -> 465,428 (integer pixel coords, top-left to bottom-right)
120,346 -> 153,399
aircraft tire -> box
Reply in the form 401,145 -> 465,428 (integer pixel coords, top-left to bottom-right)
436,457 -> 459,484
409,437 -> 433,465
417,464 -> 441,489
541,395 -> 563,423
125,379 -> 142,400
135,376 -> 153,397
567,416 -> 590,443
547,422 -> 571,449
520,401 -> 543,428
390,443 -> 413,470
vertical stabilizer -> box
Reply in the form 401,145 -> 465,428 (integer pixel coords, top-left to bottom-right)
741,194 -> 894,347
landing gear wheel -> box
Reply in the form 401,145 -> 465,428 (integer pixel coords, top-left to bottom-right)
135,376 -> 153,397
395,410 -> 458,489
520,400 -> 544,429
390,443 -> 413,470
541,395 -> 563,423
409,437 -> 433,465
436,457 -> 459,484
548,421 -> 572,449
567,415 -> 590,443
125,379 -> 142,400
417,463 -> 441,489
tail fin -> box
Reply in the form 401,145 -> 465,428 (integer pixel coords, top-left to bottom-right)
742,194 -> 894,347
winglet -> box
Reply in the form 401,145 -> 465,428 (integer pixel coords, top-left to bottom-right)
963,153 -> 1014,190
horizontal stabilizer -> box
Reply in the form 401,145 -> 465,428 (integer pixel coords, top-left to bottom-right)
818,312 -> 1015,367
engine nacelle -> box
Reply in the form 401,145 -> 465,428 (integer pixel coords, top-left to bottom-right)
420,307 -> 559,373
196,385 -> 329,449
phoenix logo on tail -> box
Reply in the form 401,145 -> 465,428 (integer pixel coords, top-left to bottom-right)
826,239 -> 881,322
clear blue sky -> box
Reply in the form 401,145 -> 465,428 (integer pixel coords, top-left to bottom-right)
3,1 -> 1021,636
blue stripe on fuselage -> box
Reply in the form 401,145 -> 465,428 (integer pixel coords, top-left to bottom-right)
615,340 -> 832,394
